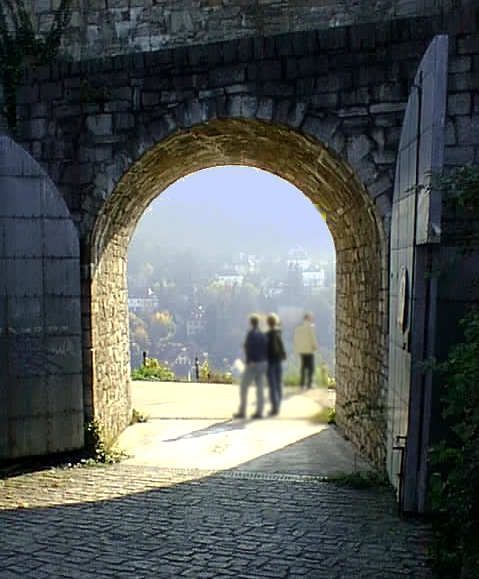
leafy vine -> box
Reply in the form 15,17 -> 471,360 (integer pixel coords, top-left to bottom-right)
0,0 -> 72,132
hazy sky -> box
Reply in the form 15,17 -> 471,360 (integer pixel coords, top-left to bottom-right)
141,166 -> 335,254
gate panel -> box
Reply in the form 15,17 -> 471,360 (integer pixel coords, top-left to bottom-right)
0,137 -> 84,459
387,35 -> 448,513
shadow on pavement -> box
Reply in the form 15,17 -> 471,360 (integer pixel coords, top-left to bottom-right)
0,464 -> 432,579
231,426 -> 373,476
163,419 -> 247,442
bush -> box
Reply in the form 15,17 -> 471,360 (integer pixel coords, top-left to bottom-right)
84,420 -> 125,464
198,359 -> 233,383
428,309 -> 479,578
131,357 -> 175,381
327,470 -> 389,489
130,408 -> 149,424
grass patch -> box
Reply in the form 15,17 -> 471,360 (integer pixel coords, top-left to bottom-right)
83,420 -> 126,465
130,408 -> 149,424
311,407 -> 336,424
326,470 -> 389,489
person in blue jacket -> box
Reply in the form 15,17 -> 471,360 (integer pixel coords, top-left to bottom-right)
233,314 -> 267,419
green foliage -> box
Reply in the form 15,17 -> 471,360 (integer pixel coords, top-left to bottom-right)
312,407 -> 336,424
83,420 -> 125,465
326,470 -> 389,489
199,358 -> 210,380
428,309 -> 479,578
437,165 -> 479,212
130,408 -> 149,424
283,366 -> 300,386
131,357 -> 175,381
198,359 -> 233,383
0,0 -> 72,131
328,407 -> 336,423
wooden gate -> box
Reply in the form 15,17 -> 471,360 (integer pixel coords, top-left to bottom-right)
387,35 -> 448,513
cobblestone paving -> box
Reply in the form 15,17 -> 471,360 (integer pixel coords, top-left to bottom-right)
0,464 -> 432,578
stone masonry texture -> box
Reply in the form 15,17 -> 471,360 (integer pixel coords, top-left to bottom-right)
0,464 -> 432,578
0,1 -> 474,475
25,0 -> 457,61
11,3 -> 479,469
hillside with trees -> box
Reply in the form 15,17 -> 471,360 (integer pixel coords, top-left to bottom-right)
127,166 -> 336,378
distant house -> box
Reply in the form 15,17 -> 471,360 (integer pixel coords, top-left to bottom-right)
186,319 -> 207,337
287,247 -> 311,271
156,343 -> 198,377
302,269 -> 325,287
267,281 -> 287,298
186,305 -> 208,337
216,272 -> 244,286
128,297 -> 161,312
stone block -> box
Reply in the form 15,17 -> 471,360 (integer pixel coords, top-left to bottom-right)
448,55 -> 472,74
274,99 -> 291,124
445,118 -> 456,146
444,145 -> 475,167
457,33 -> 479,55
247,60 -> 282,82
86,114 -> 113,136
369,103 -> 406,115
256,97 -> 274,121
302,115 -> 340,145
209,64 -> 246,87
456,116 -> 479,146
448,93 -> 471,116
28,119 -> 48,140
310,92 -> 339,108
288,102 -> 307,128
114,113 -> 135,131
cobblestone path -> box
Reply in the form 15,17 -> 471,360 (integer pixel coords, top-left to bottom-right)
0,464 -> 431,578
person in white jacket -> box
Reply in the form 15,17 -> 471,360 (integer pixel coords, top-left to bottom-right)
293,313 -> 319,389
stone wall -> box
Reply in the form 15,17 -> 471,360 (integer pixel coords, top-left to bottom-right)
26,0 -> 457,61
15,14 -> 427,464
14,3 -> 479,464
428,21 -> 479,450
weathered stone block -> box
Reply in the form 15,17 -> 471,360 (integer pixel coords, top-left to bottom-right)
86,114 -> 113,136
448,55 -> 472,73
114,113 -> 135,131
209,65 -> 245,87
448,93 -> 471,116
29,119 -> 48,140
444,145 -> 475,166
369,103 -> 406,115
457,33 -> 479,55
256,97 -> 274,120
456,116 -> 479,145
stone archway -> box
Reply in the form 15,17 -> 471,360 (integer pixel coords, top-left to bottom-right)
89,119 -> 388,467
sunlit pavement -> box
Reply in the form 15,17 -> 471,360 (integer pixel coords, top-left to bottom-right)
119,381 -> 370,474
0,382 -> 432,578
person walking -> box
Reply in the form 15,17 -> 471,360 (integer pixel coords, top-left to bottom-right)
233,314 -> 267,419
293,313 -> 319,389
265,313 -> 287,416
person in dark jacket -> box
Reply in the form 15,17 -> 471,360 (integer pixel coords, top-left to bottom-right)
233,314 -> 267,419
265,313 -> 287,416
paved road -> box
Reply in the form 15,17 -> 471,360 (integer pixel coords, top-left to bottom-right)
120,382 -> 372,474
0,465 -> 431,579
0,383 -> 432,578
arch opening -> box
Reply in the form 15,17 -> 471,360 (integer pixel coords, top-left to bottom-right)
88,119 -> 388,466
127,165 -> 336,385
